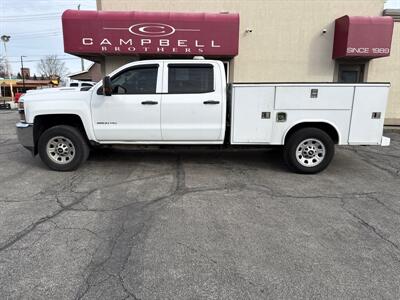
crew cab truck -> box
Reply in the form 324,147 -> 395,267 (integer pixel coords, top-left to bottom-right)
16,59 -> 391,173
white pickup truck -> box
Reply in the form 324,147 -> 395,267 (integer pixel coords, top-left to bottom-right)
16,58 -> 390,173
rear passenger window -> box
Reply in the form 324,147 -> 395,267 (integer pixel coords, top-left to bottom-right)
168,64 -> 214,93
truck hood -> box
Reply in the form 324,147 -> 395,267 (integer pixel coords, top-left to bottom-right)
21,86 -> 94,124
21,88 -> 91,103
26,87 -> 82,95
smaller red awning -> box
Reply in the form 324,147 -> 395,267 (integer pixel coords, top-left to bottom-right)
332,15 -> 394,60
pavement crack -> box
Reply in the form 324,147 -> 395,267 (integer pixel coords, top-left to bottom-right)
366,194 -> 400,217
0,209 -> 64,252
177,241 -> 218,264
343,147 -> 400,177
175,154 -> 186,193
0,174 -> 100,252
341,199 -> 400,253
118,273 -> 140,300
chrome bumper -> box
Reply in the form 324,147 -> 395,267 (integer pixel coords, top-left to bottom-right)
16,122 -> 34,153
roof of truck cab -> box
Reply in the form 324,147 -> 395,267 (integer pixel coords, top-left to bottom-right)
231,82 -> 391,87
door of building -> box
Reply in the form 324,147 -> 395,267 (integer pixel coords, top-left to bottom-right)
338,64 -> 365,83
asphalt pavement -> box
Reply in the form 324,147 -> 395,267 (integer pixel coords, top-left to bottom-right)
1,110 -> 400,299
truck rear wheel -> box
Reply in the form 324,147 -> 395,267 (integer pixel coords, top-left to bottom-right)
38,125 -> 89,171
283,128 -> 334,174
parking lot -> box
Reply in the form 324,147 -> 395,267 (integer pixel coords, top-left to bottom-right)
0,110 -> 400,299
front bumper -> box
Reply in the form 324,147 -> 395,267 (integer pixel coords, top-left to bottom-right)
16,122 -> 34,153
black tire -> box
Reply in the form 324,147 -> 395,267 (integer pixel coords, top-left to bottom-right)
38,125 -> 90,171
283,127 -> 334,174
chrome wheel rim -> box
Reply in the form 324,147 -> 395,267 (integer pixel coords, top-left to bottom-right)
46,136 -> 76,164
295,138 -> 326,168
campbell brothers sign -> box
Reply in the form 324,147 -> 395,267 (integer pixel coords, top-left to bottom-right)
62,10 -> 240,57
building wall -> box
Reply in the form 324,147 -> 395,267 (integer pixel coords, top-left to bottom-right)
97,0 -> 400,124
70,63 -> 103,82
103,56 -> 139,75
368,22 -> 400,125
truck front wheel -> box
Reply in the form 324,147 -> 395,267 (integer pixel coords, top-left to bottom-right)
38,125 -> 89,171
283,128 -> 334,174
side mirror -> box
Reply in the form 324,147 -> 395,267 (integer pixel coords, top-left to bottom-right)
103,76 -> 112,96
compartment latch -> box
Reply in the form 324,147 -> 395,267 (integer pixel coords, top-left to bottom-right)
372,112 -> 381,119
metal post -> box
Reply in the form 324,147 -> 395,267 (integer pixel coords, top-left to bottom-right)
78,4 -> 85,71
20,56 -> 26,92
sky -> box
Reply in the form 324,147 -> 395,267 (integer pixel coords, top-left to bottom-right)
0,0 -> 96,77
0,0 -> 399,78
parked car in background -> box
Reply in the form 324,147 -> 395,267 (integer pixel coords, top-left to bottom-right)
68,81 -> 96,88
14,92 -> 25,103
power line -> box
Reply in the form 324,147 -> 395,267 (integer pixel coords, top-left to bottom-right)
7,57 -> 81,63
11,34 -> 63,41
0,4 -> 96,20
6,54 -> 72,58
1,13 -> 61,18
1,15 -> 61,19
12,33 -> 62,38
12,31 -> 61,36
0,16 -> 61,22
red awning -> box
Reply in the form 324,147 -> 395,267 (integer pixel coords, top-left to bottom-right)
333,15 -> 394,59
62,10 -> 240,58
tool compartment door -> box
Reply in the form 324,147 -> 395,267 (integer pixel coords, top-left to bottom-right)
231,86 -> 275,144
349,86 -> 389,145
275,86 -> 354,110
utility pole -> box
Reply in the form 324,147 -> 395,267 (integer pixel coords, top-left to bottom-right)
1,35 -> 14,102
20,56 -> 27,92
78,4 -> 85,72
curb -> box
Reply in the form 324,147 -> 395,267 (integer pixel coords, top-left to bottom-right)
384,126 -> 400,134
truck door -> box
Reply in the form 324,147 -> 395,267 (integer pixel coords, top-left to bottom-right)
161,63 -> 224,141
91,63 -> 162,141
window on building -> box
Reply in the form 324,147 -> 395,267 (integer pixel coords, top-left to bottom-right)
111,65 -> 158,94
168,64 -> 214,93
338,64 -> 365,83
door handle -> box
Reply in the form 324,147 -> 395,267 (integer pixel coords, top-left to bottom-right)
141,101 -> 158,105
203,100 -> 220,105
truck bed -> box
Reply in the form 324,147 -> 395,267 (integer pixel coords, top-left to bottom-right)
228,82 -> 390,146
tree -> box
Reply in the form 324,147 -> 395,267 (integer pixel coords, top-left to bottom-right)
17,72 -> 22,79
37,55 -> 68,79
0,56 -> 11,78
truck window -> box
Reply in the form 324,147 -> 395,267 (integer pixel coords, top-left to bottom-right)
70,83 -> 79,87
81,83 -> 93,87
168,64 -> 214,94
338,64 -> 365,83
111,66 -> 158,94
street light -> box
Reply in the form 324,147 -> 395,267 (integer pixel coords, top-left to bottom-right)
20,56 -> 27,92
1,35 -> 14,102
78,4 -> 85,71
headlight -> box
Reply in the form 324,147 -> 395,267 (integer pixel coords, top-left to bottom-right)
18,100 -> 26,122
